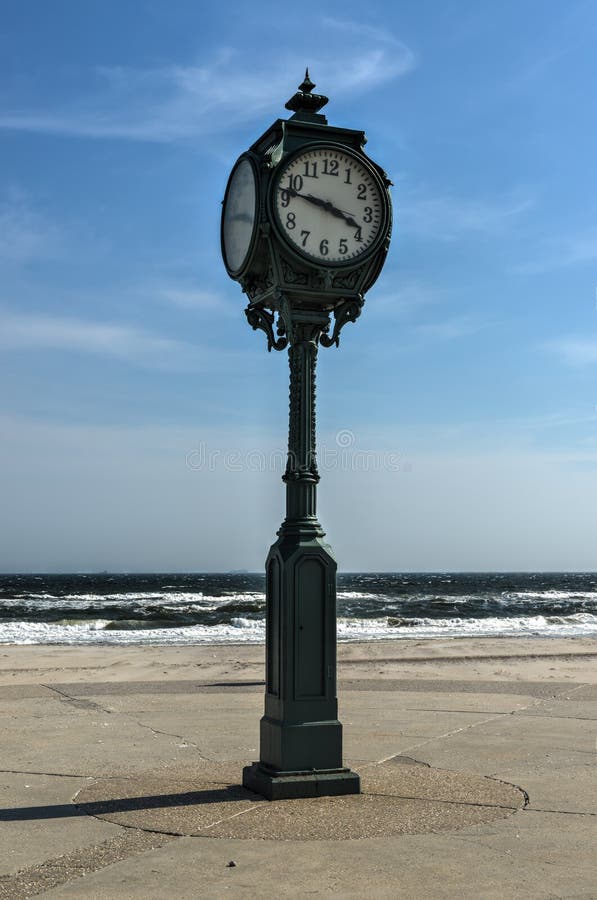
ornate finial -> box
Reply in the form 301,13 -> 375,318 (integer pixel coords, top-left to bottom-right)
299,68 -> 315,94
285,70 -> 328,120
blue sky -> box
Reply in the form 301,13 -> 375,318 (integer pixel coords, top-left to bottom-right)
1,0 -> 596,571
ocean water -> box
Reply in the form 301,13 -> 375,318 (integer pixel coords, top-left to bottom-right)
1,572 -> 597,646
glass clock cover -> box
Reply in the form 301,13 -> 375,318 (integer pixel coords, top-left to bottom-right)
272,145 -> 387,265
222,157 -> 258,274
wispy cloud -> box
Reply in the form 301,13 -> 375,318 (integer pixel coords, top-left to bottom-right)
0,192 -> 65,264
514,229 -> 597,274
412,314 -> 491,343
0,310 -> 200,371
156,286 -> 231,313
371,279 -> 449,318
399,189 -> 533,241
0,20 -> 415,143
545,336 -> 597,366
320,17 -> 415,79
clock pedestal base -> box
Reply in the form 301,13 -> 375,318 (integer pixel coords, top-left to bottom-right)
243,762 -> 360,801
245,527 -> 360,800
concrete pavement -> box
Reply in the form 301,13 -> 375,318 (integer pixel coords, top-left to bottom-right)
1,640 -> 596,898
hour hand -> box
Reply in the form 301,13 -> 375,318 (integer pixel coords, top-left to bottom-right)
304,193 -> 328,209
305,194 -> 348,218
287,189 -> 326,209
287,189 -> 359,228
303,193 -> 357,226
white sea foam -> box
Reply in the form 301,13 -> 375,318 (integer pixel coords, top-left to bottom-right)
338,613 -> 597,641
0,618 -> 266,646
508,590 -> 597,601
0,592 -> 265,612
1,612 -> 596,646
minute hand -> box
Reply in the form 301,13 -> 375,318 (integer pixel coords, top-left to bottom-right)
289,190 -> 359,228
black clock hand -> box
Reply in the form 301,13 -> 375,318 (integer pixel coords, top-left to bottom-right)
288,189 -> 358,227
318,201 -> 360,230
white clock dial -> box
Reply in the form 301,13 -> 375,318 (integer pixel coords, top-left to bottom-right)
222,157 -> 258,274
273,146 -> 385,265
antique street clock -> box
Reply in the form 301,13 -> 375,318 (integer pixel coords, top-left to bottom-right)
271,144 -> 387,264
221,71 -> 392,335
221,72 -> 392,800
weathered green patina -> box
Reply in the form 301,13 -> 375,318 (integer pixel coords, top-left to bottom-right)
221,73 -> 392,800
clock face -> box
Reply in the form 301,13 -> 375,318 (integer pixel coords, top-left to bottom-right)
272,145 -> 387,265
221,157 -> 258,274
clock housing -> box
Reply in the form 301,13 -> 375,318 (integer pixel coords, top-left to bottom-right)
270,142 -> 390,268
220,75 -> 393,312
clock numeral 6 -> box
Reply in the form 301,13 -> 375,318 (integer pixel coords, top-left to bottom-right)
319,239 -> 329,256
339,238 -> 348,255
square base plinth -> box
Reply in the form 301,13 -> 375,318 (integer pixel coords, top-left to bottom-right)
242,763 -> 361,801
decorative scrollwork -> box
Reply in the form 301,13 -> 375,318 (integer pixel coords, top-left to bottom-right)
332,269 -> 361,290
320,297 -> 364,348
311,268 -> 334,291
245,305 -> 288,352
243,267 -> 275,303
274,293 -> 293,345
281,258 -> 309,286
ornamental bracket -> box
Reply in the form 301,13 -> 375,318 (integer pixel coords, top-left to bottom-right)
320,296 -> 365,348
245,304 -> 288,352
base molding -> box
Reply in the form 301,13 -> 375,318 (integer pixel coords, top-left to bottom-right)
242,762 -> 361,801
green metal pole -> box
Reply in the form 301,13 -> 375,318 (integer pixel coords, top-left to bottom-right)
243,307 -> 360,800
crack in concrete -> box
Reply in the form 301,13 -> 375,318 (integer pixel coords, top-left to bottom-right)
510,713 -> 597,721
133,719 -> 208,759
451,832 -> 524,858
387,713 -> 507,759
0,768 -> 90,779
523,807 -> 597,818
40,683 -> 209,760
404,707 -> 521,716
391,683 -> 591,763
41,683 -> 113,715
365,788 -> 523,812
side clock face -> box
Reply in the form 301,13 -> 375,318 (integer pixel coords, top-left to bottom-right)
272,145 -> 388,266
221,156 -> 258,275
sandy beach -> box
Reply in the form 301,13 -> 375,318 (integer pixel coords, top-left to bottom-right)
1,636 -> 596,898
2,635 -> 597,685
